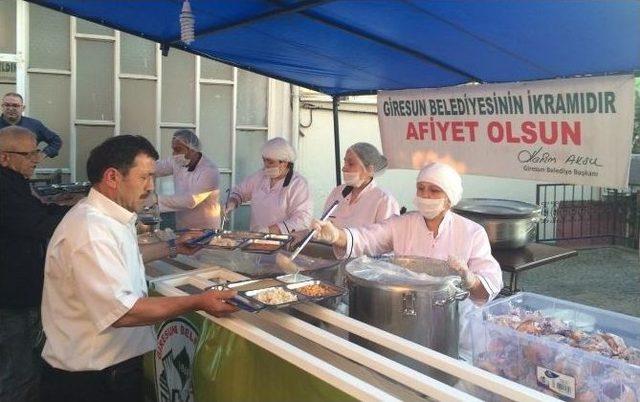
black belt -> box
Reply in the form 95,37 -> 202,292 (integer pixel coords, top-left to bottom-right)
43,354 -> 143,377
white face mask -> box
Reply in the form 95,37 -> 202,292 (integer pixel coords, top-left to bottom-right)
342,171 -> 365,187
173,154 -> 189,167
413,196 -> 446,219
264,166 -> 282,179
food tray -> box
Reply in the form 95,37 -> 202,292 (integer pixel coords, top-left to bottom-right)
185,229 -> 217,246
33,182 -> 91,197
34,186 -> 62,196
468,292 -> 640,401
276,273 -> 313,283
286,280 -> 344,300
239,239 -> 285,254
206,236 -> 247,250
176,283 -> 205,295
220,231 -> 266,240
224,277 -> 345,312
138,215 -> 161,226
244,286 -> 305,308
264,233 -> 293,243
228,278 -> 283,292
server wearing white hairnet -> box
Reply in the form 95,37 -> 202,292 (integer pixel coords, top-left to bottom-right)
154,129 -> 221,230
312,162 -> 502,358
226,137 -> 312,233
323,142 -> 399,228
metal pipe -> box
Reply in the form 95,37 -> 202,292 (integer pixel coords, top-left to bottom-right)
290,84 -> 300,151
332,96 -> 341,186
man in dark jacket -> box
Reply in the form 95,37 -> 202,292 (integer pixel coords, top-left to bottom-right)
0,92 -> 62,158
0,126 -> 70,402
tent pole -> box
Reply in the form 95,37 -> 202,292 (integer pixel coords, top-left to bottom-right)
332,96 -> 342,186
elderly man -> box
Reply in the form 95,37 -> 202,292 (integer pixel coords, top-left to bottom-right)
40,135 -> 237,402
0,92 -> 62,158
0,126 -> 70,402
155,129 -> 221,230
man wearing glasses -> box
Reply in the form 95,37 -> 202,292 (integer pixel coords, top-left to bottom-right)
0,126 -> 70,401
0,92 -> 62,159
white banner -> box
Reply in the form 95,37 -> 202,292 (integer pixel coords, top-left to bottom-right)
378,75 -> 636,188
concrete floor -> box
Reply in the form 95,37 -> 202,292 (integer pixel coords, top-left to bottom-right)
509,246 -> 640,317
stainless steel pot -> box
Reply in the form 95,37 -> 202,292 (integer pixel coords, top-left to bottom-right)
344,256 -> 467,384
453,198 -> 542,249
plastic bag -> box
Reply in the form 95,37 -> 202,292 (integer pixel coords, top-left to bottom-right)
346,255 -> 459,287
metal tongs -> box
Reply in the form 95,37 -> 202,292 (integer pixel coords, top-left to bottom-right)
276,186 -> 354,274
290,199 -> 340,261
220,188 -> 231,232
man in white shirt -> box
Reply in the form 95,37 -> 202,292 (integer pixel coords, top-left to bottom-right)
155,129 -> 221,230
40,135 -> 238,402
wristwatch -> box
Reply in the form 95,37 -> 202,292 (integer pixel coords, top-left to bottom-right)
167,239 -> 178,258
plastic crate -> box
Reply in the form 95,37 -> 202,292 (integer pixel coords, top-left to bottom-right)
468,292 -> 640,401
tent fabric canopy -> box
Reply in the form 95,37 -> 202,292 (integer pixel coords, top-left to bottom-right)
28,0 -> 640,96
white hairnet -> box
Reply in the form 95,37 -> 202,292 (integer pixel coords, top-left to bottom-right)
173,129 -> 201,151
261,137 -> 296,162
417,162 -> 463,206
348,142 -> 388,175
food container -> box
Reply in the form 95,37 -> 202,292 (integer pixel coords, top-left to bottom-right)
224,277 -> 346,312
240,239 -> 285,254
286,280 -> 343,300
207,236 -> 247,250
468,292 -> 640,401
33,181 -> 91,197
220,231 -> 266,240
228,278 -> 283,292
136,217 -> 161,236
453,198 -> 542,249
185,229 -> 217,246
264,233 -> 293,243
245,286 -> 304,307
176,283 -> 206,295
344,255 -> 468,383
276,273 -> 313,283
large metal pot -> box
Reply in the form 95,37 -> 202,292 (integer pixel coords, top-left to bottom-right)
344,256 -> 467,384
453,198 -> 542,249
297,241 -> 341,284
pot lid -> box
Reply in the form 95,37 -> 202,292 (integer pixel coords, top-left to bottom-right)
345,255 -> 461,290
453,198 -> 541,218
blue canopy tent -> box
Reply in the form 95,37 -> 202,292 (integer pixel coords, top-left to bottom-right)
27,0 -> 640,183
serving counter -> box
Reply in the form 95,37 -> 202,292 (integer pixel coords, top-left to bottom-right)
142,248 -> 559,402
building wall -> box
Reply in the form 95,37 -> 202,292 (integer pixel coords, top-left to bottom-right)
2,0 -> 294,230
296,95 -> 539,217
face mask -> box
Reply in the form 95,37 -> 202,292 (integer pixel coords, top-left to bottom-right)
413,196 -> 446,219
342,171 -> 364,187
173,154 -> 189,167
264,166 -> 282,179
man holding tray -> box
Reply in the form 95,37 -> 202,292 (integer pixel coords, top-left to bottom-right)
40,135 -> 238,402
